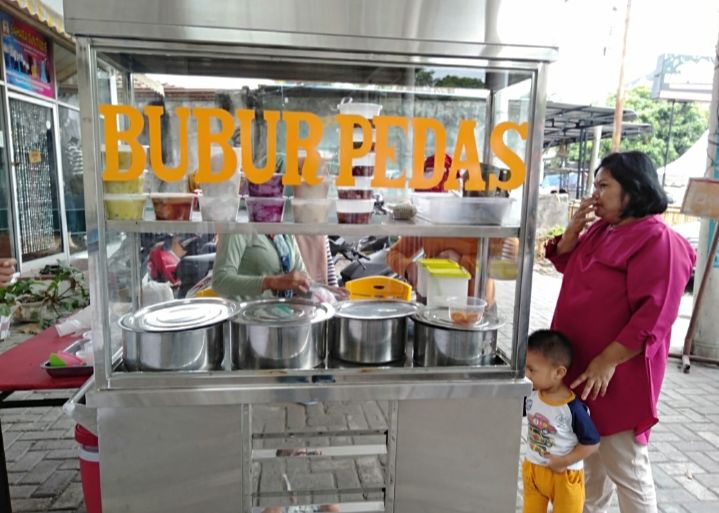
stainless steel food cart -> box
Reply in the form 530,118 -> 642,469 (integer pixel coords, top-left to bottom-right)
63,1 -> 557,512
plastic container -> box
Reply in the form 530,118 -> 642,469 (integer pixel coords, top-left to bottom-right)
416,258 -> 462,298
352,153 -> 375,177
448,296 -> 487,327
104,193 -> 148,220
199,194 -> 241,221
337,176 -> 374,200
150,193 -> 194,221
338,98 -> 382,118
248,173 -> 284,197
75,424 -> 102,513
353,127 -> 376,151
103,171 -> 145,194
489,258 -> 519,280
246,196 -> 285,222
292,198 -> 332,223
336,198 -> 374,224
425,265 -> 471,307
412,194 -> 514,225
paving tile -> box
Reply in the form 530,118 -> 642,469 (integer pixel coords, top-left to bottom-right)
32,469 -> 76,498
50,481 -> 85,510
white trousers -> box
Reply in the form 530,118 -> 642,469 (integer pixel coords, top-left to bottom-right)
583,430 -> 658,513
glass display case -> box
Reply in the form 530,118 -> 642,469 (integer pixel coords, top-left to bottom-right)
65,1 -> 556,512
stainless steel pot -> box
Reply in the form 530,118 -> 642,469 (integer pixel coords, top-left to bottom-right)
231,298 -> 334,369
412,307 -> 502,367
119,298 -> 238,371
330,300 -> 419,364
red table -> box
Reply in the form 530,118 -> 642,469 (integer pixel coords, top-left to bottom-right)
0,327 -> 89,513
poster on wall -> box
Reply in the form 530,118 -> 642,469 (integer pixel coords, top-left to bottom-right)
0,12 -> 54,99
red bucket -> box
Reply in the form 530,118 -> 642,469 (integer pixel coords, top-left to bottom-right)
75,424 -> 102,513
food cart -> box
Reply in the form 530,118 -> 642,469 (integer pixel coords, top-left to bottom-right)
63,1 -> 557,511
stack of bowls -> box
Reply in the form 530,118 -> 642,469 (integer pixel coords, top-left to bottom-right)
198,147 -> 242,222
336,98 -> 382,225
246,172 -> 285,223
292,150 -> 332,223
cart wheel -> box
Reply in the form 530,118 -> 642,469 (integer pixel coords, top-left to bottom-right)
682,355 -> 691,374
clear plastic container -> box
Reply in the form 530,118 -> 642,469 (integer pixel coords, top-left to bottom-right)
412,194 -> 514,225
489,258 -> 519,280
337,98 -> 382,118
150,193 -> 195,221
416,258 -> 462,298
448,296 -> 487,327
425,265 -> 471,307
199,195 -> 241,221
246,197 -> 285,222
248,173 -> 284,197
103,171 -> 146,194
336,198 -> 374,224
104,193 -> 148,220
200,171 -> 243,197
292,198 -> 332,223
352,153 -> 375,177
337,176 -> 374,200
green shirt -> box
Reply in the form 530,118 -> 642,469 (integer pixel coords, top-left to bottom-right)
212,234 -> 306,301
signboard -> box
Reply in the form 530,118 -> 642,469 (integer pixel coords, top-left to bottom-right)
681,178 -> 719,219
651,54 -> 713,103
0,12 -> 55,99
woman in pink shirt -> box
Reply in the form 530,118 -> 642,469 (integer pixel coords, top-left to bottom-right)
546,151 -> 695,513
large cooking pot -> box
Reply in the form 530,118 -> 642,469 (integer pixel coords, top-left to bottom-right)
231,298 -> 334,369
119,297 -> 238,371
330,300 -> 420,364
412,307 -> 502,366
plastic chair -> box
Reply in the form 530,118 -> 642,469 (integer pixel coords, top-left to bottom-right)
346,276 -> 412,301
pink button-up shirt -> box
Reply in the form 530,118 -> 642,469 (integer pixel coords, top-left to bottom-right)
547,215 -> 695,443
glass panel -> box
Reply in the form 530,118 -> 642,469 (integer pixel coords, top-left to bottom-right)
55,44 -> 78,107
59,106 -> 86,253
9,97 -> 64,262
0,87 -> 12,259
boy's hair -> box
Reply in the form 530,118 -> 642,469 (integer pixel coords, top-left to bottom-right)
527,330 -> 573,369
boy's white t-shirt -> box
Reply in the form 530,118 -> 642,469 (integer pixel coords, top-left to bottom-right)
525,390 -> 600,471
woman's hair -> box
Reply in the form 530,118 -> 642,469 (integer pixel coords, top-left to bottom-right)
595,151 -> 668,218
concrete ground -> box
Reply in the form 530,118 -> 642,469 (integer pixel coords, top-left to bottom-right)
1,268 -> 718,513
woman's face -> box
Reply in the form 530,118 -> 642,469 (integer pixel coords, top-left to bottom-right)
592,168 -> 628,224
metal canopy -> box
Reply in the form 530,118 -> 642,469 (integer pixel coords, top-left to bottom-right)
543,102 -> 652,148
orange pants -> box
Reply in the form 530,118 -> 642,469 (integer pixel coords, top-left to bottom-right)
522,459 -> 585,513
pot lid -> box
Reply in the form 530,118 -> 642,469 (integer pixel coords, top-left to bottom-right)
335,300 -> 419,320
412,307 -> 501,331
233,298 -> 334,326
121,298 -> 239,332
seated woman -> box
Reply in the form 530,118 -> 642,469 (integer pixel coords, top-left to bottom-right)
147,234 -> 187,285
212,233 -> 311,301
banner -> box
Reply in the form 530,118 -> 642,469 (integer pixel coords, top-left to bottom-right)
0,12 -> 54,99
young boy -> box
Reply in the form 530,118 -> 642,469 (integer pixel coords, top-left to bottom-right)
523,329 -> 600,513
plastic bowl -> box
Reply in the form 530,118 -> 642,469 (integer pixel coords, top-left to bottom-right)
200,172 -> 243,197
150,193 -> 195,221
104,194 -> 147,220
336,198 -> 374,224
247,173 -> 284,197
292,198 -> 332,223
103,172 -> 145,194
199,195 -> 241,221
246,197 -> 285,223
294,179 -> 330,200
337,100 -> 382,118
448,296 -> 487,327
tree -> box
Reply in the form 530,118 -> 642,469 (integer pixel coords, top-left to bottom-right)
550,85 -> 708,169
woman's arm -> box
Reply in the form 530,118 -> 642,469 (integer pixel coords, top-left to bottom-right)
386,237 -> 422,282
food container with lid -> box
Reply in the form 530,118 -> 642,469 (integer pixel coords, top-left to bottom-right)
104,193 -> 148,220
150,193 -> 195,221
337,98 -> 382,118
412,194 -> 514,225
248,173 -> 284,197
336,198 -> 374,224
416,258 -> 461,299
425,265 -> 470,307
337,176 -> 374,200
412,307 -> 502,366
103,171 -> 146,194
330,299 -> 419,364
353,127 -> 376,151
231,298 -> 335,369
292,198 -> 332,223
119,297 -> 239,371
293,151 -> 330,199
352,153 -> 375,177
246,196 -> 285,222
199,194 -> 241,221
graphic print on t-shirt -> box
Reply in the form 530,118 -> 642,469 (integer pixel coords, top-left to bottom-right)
527,412 -> 557,457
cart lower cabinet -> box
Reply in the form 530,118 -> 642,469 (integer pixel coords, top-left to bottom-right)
92,381 -> 529,513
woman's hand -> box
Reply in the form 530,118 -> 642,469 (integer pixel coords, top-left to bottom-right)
557,198 -> 595,255
263,270 -> 311,294
571,353 -> 617,401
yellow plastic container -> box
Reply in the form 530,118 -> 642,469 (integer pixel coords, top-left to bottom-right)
416,258 -> 461,298
425,266 -> 470,307
346,276 -> 412,301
